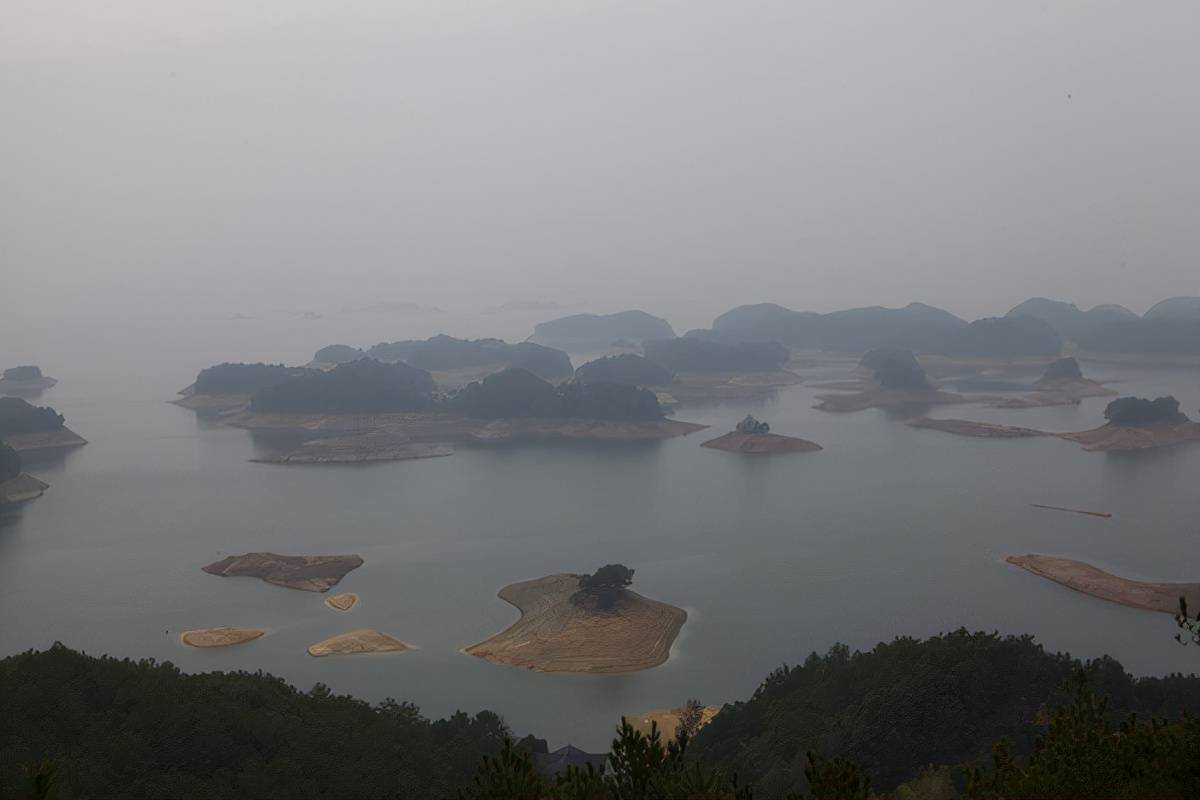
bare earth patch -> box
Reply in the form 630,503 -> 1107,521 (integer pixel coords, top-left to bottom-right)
307,629 -> 409,657
1007,554 -> 1200,614
0,473 -> 50,504
202,552 -> 364,592
181,627 -> 265,648
629,706 -> 721,739
465,574 -> 687,674
252,435 -> 453,464
324,592 -> 359,611
4,427 -> 88,454
814,388 -> 970,413
1059,422 -> 1200,452
701,431 -> 822,454
907,418 -> 1049,439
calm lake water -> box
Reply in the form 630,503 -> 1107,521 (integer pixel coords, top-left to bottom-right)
3,312 -> 1200,749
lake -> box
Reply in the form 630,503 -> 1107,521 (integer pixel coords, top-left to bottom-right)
3,313 -> 1200,750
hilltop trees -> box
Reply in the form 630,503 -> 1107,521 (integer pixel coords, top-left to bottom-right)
250,359 -> 436,414
574,354 -> 674,387
572,564 -> 635,612
1103,396 -> 1187,426
450,369 -> 663,421
0,397 -> 65,437
192,363 -> 316,395
859,348 -> 929,390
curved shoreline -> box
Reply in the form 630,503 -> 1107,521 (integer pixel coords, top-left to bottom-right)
1007,554 -> 1200,615
465,574 -> 687,674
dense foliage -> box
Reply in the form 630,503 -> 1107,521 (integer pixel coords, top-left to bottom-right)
1004,298 -> 1136,342
529,310 -> 676,348
2,365 -> 43,381
859,348 -> 929,390
364,335 -> 573,379
251,359 -> 436,414
688,630 -> 1200,796
193,363 -> 316,395
0,644 -> 508,800
1038,356 -> 1083,382
573,564 -> 636,611
311,344 -> 365,364
1103,395 -> 1188,426
1079,318 -> 1200,355
0,397 -> 65,437
944,316 -> 1062,358
0,441 -> 20,482
643,338 -> 789,373
450,369 -> 662,420
574,354 -> 674,387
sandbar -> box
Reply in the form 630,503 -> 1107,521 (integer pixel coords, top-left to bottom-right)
252,435 -> 453,464
307,629 -> 409,657
465,574 -> 687,674
181,627 -> 265,648
814,388 -> 969,413
1059,422 -> 1200,452
651,370 -> 802,406
907,417 -> 1049,438
0,473 -> 50,504
701,431 -> 822,454
1007,554 -> 1200,615
4,427 -> 88,454
324,592 -> 359,611
202,552 -> 363,592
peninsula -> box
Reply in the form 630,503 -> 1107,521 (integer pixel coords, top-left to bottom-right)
202,553 -> 364,592
465,566 -> 686,674
0,397 -> 87,454
1007,554 -> 1200,615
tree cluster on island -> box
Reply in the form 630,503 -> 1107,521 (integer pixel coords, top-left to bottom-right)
312,336 -> 574,380
0,397 -> 65,437
2,366 -> 44,381
570,564 -> 635,612
450,369 -> 663,421
1103,395 -> 1189,427
858,348 -> 930,390
642,337 -> 790,373
192,363 -> 317,396
1037,356 -> 1084,383
250,359 -> 437,414
574,354 -> 674,387
0,441 -> 20,482
10,632 -> 1200,799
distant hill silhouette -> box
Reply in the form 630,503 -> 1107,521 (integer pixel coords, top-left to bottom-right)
528,311 -> 674,349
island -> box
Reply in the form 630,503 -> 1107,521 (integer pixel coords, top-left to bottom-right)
701,415 -> 822,454
1060,395 -> 1200,451
324,592 -> 359,612
465,565 -> 686,674
0,397 -> 87,454
0,365 -> 58,395
173,363 -> 316,414
201,552 -> 364,592
203,361 -> 705,462
906,418 -> 1049,439
991,357 -> 1115,408
180,627 -> 266,648
815,348 -> 968,412
528,310 -> 675,350
0,441 -> 49,504
1007,554 -> 1200,615
307,629 -> 409,657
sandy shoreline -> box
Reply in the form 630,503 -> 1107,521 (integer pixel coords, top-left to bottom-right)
202,552 -> 363,592
908,418 -> 1200,452
181,627 -> 265,648
4,427 -> 88,454
814,387 -> 971,413
465,574 -> 687,674
308,629 -> 409,657
0,473 -> 50,504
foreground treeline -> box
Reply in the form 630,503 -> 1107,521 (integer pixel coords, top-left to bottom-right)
5,633 -> 1200,799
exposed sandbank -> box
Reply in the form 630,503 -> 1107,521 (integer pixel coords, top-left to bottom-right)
814,387 -> 970,413
465,574 -> 687,674
701,431 -> 822,454
324,592 -> 359,612
202,552 -> 363,592
252,435 -> 453,464
907,417 -> 1049,439
181,627 -> 265,648
1007,554 -> 1200,615
4,427 -> 88,454
308,629 -> 409,657
0,473 -> 50,504
1059,422 -> 1200,451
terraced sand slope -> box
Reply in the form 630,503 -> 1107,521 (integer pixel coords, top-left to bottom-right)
307,629 -> 408,657
1007,554 -> 1200,614
465,574 -> 686,674
202,552 -> 363,592
324,592 -> 359,611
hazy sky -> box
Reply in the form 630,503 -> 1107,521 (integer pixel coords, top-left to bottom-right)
5,1 -> 1199,341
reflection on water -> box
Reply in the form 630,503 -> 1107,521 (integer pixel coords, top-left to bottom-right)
1,345 -> 1199,749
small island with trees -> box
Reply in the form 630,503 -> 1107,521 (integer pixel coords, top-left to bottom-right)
0,365 -> 58,395
1061,395 -> 1200,451
464,564 -> 687,674
815,348 -> 967,412
0,396 -> 87,454
701,414 -> 822,455
992,357 -> 1116,408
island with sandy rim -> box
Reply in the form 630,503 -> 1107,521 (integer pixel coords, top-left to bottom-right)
1007,554 -> 1200,615
324,592 -> 359,611
908,413 -> 1200,452
701,431 -> 822,454
181,627 -> 265,648
991,357 -> 1116,409
307,629 -> 409,657
465,572 -> 687,674
202,552 -> 363,592
815,348 -> 971,413
906,417 -> 1050,439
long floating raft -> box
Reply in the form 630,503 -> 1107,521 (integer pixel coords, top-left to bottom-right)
1031,504 -> 1112,519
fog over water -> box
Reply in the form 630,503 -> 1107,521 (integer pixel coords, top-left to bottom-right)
5,1 -> 1200,752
